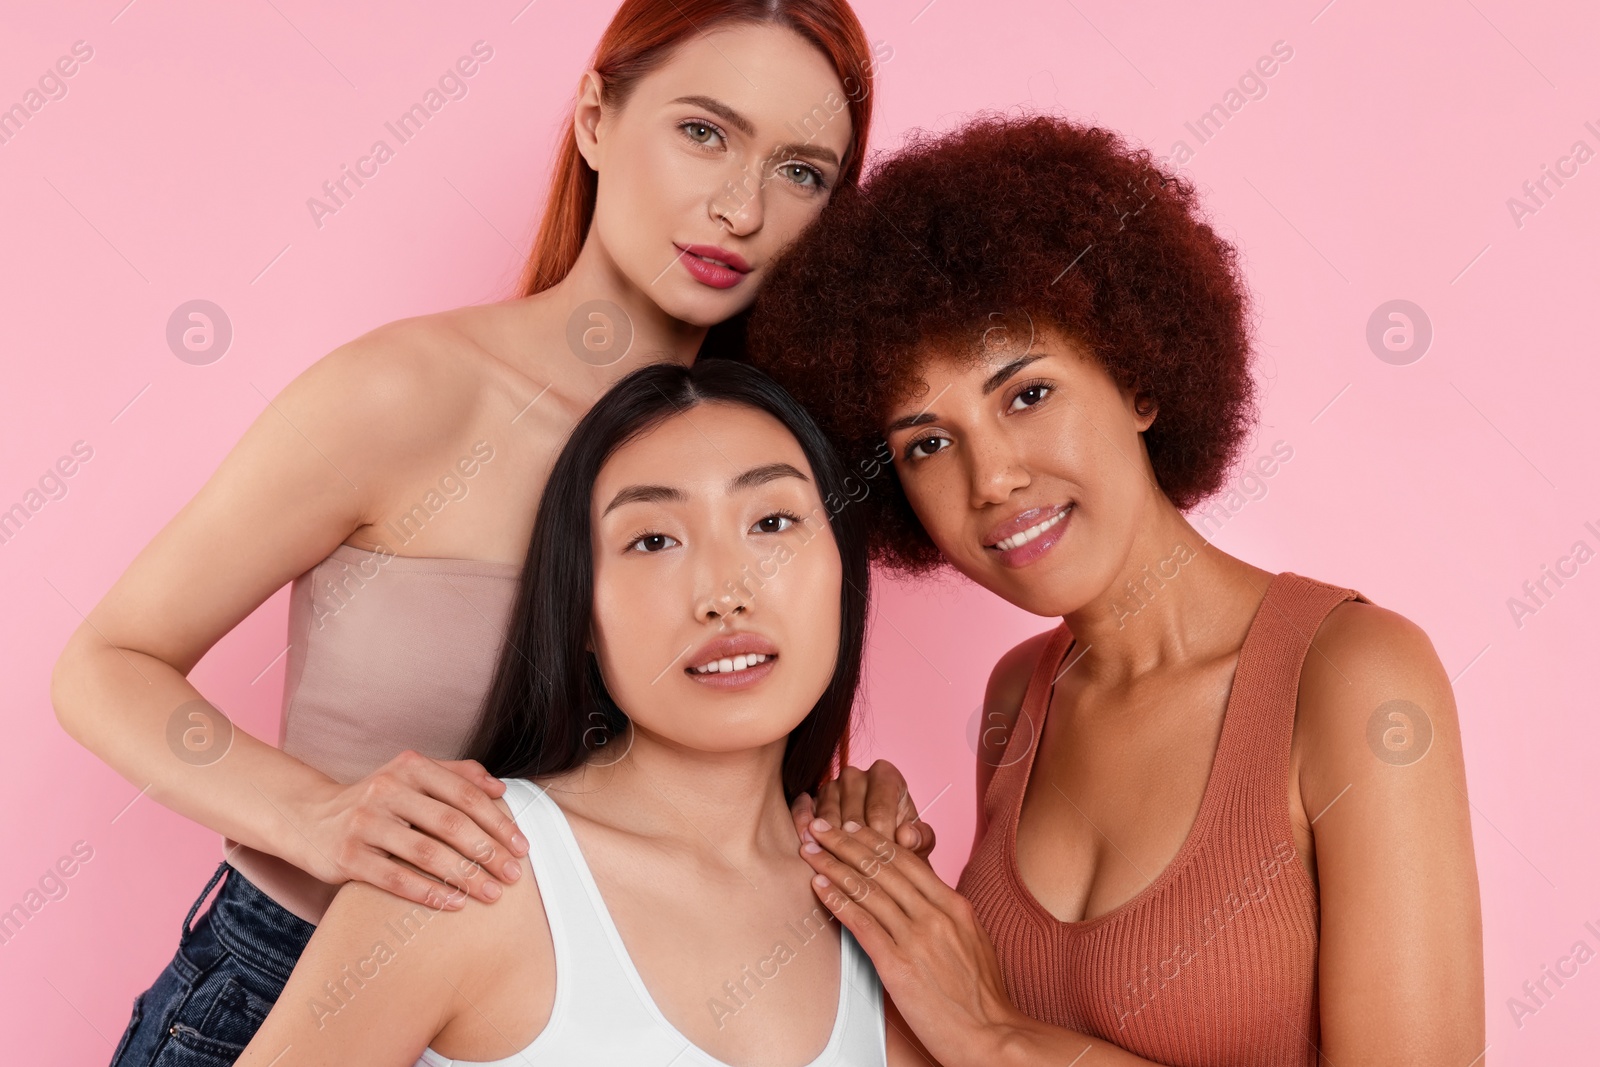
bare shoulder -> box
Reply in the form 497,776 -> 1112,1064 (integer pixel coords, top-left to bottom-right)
296,313 -> 492,442
973,628 -> 1060,830
1300,599 -> 1452,724
983,628 -> 1059,725
1295,596 -> 1463,791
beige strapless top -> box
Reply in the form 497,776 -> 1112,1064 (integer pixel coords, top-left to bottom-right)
224,543 -> 521,924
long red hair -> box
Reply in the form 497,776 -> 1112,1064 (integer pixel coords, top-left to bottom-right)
517,0 -> 878,360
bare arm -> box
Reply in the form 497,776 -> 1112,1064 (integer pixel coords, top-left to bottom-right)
1295,601 -> 1485,1065
50,329 -> 525,906
238,794 -> 547,1065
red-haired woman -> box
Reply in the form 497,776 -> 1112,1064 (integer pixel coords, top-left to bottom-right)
52,3 -> 882,1063
752,114 -> 1485,1066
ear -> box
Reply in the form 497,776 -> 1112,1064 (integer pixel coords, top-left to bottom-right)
572,69 -> 606,171
1131,389 -> 1158,432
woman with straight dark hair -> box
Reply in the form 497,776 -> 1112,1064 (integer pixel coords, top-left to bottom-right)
52,2 -> 887,1063
234,359 -> 929,1065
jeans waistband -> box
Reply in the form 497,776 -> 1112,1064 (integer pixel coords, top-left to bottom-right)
189,861 -> 317,983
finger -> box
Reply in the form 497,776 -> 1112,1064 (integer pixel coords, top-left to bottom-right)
812,871 -> 899,965
898,819 -> 938,861
863,759 -> 910,840
803,840 -> 911,941
440,758 -> 507,798
813,770 -> 849,828
791,792 -> 817,844
369,807 -> 510,904
836,766 -> 870,830
348,843 -> 472,910
389,785 -> 525,890
406,753 -> 530,858
812,818 -> 955,907
803,819 -> 932,928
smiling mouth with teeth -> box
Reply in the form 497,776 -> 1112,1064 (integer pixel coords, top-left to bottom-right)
689,653 -> 773,675
990,506 -> 1072,552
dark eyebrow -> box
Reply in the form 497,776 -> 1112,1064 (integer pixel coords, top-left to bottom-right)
601,463 -> 808,517
883,354 -> 1048,434
727,462 -> 809,492
671,95 -> 841,169
602,484 -> 685,517
671,95 -> 756,137
981,354 -> 1046,395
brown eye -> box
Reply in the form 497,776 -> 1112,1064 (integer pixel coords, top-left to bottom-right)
628,533 -> 678,553
1008,384 -> 1051,412
752,513 -> 799,534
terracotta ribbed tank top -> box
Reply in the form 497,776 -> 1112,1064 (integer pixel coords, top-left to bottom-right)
224,544 -> 521,925
957,571 -> 1370,1066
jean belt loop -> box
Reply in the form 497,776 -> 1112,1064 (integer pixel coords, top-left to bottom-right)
182,860 -> 233,940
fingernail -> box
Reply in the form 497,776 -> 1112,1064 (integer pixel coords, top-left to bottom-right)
843,820 -> 861,833
512,833 -> 529,853
502,860 -> 521,881
481,881 -> 501,900
801,828 -> 815,844
811,818 -> 831,832
814,874 -> 831,888
803,841 -> 821,854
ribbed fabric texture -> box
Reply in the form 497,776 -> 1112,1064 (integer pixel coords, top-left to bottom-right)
957,571 -> 1370,1067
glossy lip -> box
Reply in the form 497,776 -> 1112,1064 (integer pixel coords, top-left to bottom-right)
985,503 -> 1073,570
675,243 -> 752,273
982,503 -> 1072,548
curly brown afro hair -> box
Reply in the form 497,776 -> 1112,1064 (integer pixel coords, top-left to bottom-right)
744,112 -> 1260,575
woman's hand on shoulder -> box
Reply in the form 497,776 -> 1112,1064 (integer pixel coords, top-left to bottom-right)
299,751 -> 529,908
1296,600 -> 1485,1065
791,760 -> 937,861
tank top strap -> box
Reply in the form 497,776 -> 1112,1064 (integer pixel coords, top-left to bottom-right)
1206,571 -> 1371,846
498,778 -> 655,1029
983,622 -> 1077,815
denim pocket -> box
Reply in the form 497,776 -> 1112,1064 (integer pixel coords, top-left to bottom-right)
154,1021 -> 247,1066
153,973 -> 274,1066
194,975 -> 273,1044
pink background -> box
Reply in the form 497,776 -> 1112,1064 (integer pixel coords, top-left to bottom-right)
3,1 -> 1596,1062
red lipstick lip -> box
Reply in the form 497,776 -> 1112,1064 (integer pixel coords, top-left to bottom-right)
983,503 -> 1072,548
685,631 -> 778,672
675,243 -> 752,274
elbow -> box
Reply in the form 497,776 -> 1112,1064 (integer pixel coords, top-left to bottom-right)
49,630 -> 92,739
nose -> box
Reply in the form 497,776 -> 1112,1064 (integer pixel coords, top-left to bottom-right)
697,584 -> 749,623
711,160 -> 765,237
966,432 -> 1030,509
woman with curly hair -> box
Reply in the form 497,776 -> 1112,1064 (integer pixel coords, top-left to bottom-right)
747,114 -> 1485,1066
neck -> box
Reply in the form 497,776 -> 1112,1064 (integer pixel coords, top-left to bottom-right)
1059,491 -> 1268,685
525,235 -> 713,399
559,725 -> 796,865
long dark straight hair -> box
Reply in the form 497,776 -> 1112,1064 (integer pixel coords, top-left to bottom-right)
465,359 -> 869,801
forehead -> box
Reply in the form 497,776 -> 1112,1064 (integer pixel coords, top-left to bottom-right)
596,402 -> 814,490
883,321 -> 1086,415
634,22 -> 848,119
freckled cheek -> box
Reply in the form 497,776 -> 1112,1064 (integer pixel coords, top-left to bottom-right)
898,467 -> 974,558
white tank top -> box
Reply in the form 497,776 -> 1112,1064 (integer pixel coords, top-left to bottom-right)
414,777 -> 888,1066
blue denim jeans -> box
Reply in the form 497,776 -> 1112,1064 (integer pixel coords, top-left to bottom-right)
109,861 -> 316,1066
